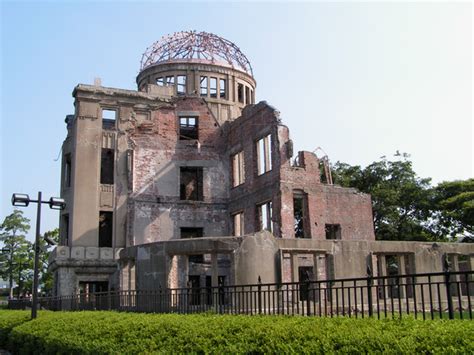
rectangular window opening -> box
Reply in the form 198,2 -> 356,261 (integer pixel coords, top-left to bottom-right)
156,77 -> 165,86
100,148 -> 114,184
219,79 -> 226,99
257,201 -> 272,232
232,212 -> 244,236
102,109 -> 116,129
210,77 -> 217,98
165,76 -> 175,86
99,211 -> 113,247
231,151 -> 245,187
181,228 -> 204,264
325,224 -> 341,240
64,154 -> 71,188
299,266 -> 314,301
180,167 -> 203,201
200,76 -> 208,96
237,83 -> 244,103
245,86 -> 250,105
177,75 -> 186,95
250,89 -> 254,104
293,193 -> 308,238
61,214 -> 69,246
179,117 -> 198,140
189,275 -> 201,305
256,134 -> 272,175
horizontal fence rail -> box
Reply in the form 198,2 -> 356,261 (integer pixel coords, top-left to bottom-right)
13,271 -> 473,320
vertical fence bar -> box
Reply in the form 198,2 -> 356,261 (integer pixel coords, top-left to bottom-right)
367,266 -> 373,318
444,260 -> 454,320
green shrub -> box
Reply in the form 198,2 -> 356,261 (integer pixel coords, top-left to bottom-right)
1,310 -> 473,354
0,310 -> 30,348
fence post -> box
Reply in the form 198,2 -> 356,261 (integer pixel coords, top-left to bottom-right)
443,254 -> 454,320
306,279 -> 311,316
367,264 -> 373,317
258,276 -> 262,314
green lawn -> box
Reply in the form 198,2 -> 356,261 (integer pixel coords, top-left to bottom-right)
1,310 -> 473,354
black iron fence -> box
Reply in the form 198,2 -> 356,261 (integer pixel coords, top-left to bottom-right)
28,270 -> 473,320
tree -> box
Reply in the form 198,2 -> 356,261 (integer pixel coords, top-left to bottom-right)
431,179 -> 474,240
332,152 -> 437,241
0,210 -> 32,298
39,228 -> 59,294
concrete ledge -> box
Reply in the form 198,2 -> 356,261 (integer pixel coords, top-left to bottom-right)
55,246 -> 71,259
100,247 -> 114,260
85,247 -> 99,259
71,247 -> 85,259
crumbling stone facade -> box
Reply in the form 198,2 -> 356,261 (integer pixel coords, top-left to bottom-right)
49,31 -> 473,296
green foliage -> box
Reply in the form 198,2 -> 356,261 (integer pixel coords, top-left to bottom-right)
432,179 -> 474,240
0,310 -> 30,347
332,153 -> 474,241
332,152 -> 435,241
0,210 -> 32,298
0,310 -> 473,354
39,228 -> 59,294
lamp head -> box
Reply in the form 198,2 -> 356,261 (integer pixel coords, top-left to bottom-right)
11,193 -> 30,207
49,197 -> 65,210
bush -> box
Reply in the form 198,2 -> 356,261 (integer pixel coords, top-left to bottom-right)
1,310 -> 473,354
0,310 -> 30,348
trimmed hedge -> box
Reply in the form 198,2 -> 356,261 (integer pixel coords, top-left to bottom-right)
0,310 -> 30,348
1,310 -> 473,354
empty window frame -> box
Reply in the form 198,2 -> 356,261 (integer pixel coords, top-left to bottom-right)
64,154 -> 72,188
299,266 -> 314,301
256,134 -> 272,175
100,148 -> 114,184
237,83 -> 244,103
181,228 -> 204,263
245,86 -> 250,105
325,224 -> 341,240
180,167 -> 203,201
177,75 -> 186,95
102,109 -> 116,129
257,201 -> 272,232
293,192 -> 308,238
231,151 -> 245,187
156,77 -> 165,86
210,77 -> 218,98
180,227 -> 203,239
200,76 -> 208,96
219,79 -> 226,99
232,212 -> 244,236
179,117 -> 198,140
99,211 -> 113,247
189,275 -> 201,304
165,76 -> 175,86
61,214 -> 69,246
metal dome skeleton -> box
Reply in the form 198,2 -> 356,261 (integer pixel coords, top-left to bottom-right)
140,31 -> 254,76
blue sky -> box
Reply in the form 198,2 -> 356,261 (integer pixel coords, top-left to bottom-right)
1,1 -> 472,241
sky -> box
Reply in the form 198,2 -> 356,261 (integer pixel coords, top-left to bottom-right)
1,1 -> 472,242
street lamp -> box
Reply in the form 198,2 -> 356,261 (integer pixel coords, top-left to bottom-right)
11,192 -> 65,319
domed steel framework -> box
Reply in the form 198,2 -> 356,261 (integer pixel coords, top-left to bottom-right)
140,31 -> 253,76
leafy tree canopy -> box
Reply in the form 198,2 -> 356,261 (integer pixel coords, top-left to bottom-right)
332,152 -> 472,242
0,210 -> 32,298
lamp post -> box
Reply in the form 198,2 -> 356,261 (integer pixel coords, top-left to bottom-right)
11,192 -> 65,319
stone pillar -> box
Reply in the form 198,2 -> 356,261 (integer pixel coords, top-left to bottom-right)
211,253 -> 219,287
290,253 -> 299,282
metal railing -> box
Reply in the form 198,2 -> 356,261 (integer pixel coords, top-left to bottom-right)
32,270 -> 473,320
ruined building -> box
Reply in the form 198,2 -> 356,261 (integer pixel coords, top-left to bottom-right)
50,31 -> 473,296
